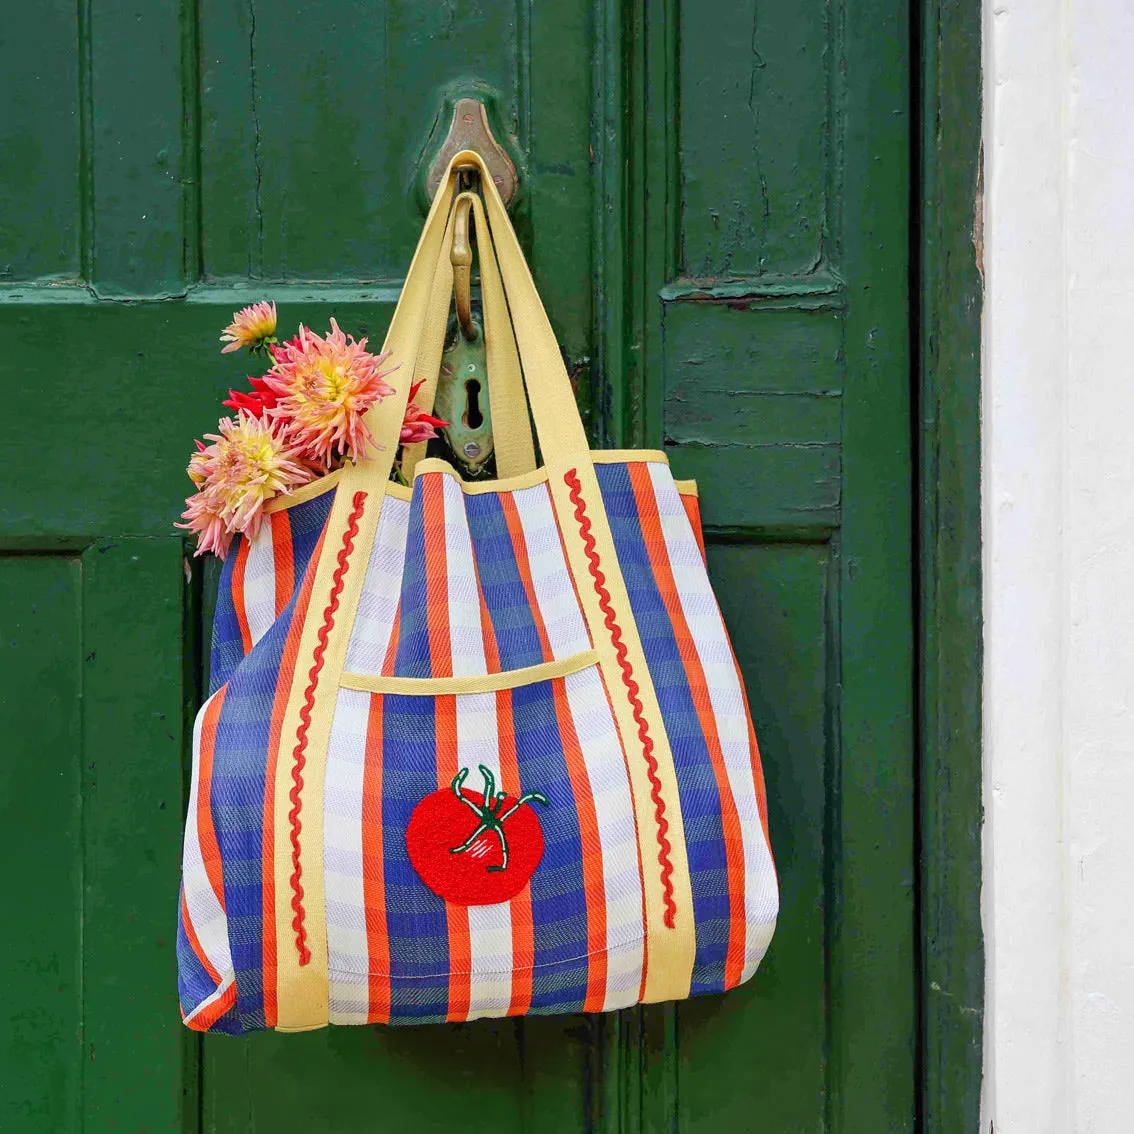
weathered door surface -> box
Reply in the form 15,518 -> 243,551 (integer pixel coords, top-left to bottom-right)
0,1 -> 912,1130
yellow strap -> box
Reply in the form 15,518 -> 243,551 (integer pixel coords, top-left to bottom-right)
402,192 -> 536,480
463,193 -> 537,478
350,173 -> 462,490
340,650 -> 598,696
272,190 -> 464,1032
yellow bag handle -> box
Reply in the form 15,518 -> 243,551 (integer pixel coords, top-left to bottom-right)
401,190 -> 537,481
457,150 -> 591,463
360,149 -> 589,488
353,167 -> 461,489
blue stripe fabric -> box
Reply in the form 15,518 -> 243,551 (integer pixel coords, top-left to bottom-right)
208,490 -> 334,694
464,493 -> 545,670
209,551 -> 243,695
512,680 -> 590,1014
393,479 -> 433,678
287,490 -> 335,581
183,461 -> 759,1031
595,462 -> 730,995
381,693 -> 451,1024
205,524 -> 327,1032
175,908 -> 244,1035
209,611 -> 289,1032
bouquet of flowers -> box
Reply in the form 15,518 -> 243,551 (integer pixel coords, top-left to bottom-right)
178,302 -> 445,559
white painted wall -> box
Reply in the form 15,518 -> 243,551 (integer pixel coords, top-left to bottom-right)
983,1 -> 1134,1130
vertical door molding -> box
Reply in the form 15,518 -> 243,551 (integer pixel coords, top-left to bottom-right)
918,0 -> 984,1131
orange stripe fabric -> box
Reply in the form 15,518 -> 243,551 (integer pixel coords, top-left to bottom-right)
499,492 -> 553,662
184,982 -> 237,1032
678,491 -> 707,565
271,511 -> 295,616
476,575 -> 534,1015
232,536 -> 253,654
423,476 -> 453,679
496,687 -> 534,1015
362,695 -> 391,1023
421,476 -> 470,1020
260,529 -> 325,1027
196,688 -> 228,909
628,463 -> 747,989
436,693 -> 471,1021
551,676 -> 608,1012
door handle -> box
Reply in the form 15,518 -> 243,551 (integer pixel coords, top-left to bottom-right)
426,97 -> 519,206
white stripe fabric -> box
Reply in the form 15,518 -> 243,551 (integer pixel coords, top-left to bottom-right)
648,462 -> 779,977
512,483 -> 592,659
443,476 -> 490,680
242,520 -> 278,647
323,687 -> 372,1023
182,690 -> 234,985
344,495 -> 411,675
443,475 -> 515,1019
515,478 -> 644,1008
456,691 -> 516,1018
564,665 -> 646,1009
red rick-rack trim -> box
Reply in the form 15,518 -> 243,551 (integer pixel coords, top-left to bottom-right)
288,489 -> 367,964
563,469 -> 678,929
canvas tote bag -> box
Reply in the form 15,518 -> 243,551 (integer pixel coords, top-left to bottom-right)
177,151 -> 778,1033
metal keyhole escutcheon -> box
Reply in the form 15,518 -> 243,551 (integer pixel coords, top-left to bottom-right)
436,317 -> 494,475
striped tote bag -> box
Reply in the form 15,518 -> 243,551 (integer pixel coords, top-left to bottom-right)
177,152 -> 778,1032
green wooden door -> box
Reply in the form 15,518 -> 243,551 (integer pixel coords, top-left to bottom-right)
0,1 -> 912,1130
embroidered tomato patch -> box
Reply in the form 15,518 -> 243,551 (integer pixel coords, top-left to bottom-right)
406,765 -> 548,905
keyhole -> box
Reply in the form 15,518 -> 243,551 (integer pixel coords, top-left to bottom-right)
464,379 -> 484,429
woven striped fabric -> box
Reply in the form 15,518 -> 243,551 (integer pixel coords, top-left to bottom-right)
178,454 -> 777,1032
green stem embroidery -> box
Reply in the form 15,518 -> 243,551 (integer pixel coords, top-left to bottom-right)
449,765 -> 548,872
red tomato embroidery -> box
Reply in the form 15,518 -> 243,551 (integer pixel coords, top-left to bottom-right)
406,765 -> 549,905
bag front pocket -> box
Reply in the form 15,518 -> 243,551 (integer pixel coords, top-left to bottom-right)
321,656 -> 647,1026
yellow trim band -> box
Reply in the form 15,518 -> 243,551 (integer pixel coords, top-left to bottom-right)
673,478 -> 698,498
544,456 -> 696,1005
341,650 -> 599,696
264,469 -> 343,513
589,448 -> 669,466
407,450 -> 671,498
271,166 -> 466,1031
261,451 -> 672,517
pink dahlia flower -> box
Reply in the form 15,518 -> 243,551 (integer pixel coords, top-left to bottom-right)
400,380 -> 448,445
220,301 -> 278,354
177,493 -> 233,560
176,412 -> 313,557
264,319 -> 397,467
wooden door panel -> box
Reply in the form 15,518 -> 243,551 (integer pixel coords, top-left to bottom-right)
1,0 -> 913,1130
0,544 -> 192,1131
0,0 -> 83,282
204,1017 -> 596,1133
624,0 -> 914,1129
677,544 -> 830,1131
1,557 -> 84,1131
662,304 -> 843,528
678,1 -> 831,277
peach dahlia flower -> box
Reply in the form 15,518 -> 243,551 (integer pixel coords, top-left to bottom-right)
264,319 -> 397,466
177,413 -> 312,557
219,301 -> 278,354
